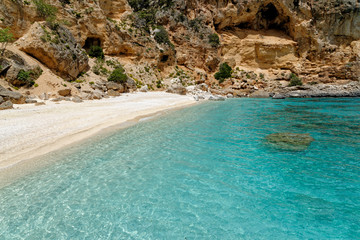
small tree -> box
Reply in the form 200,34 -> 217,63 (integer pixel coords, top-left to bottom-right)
108,67 -> 127,84
214,63 -> 232,83
289,73 -> 302,86
0,28 -> 14,55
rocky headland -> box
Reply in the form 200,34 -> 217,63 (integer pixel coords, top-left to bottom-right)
0,0 -> 360,109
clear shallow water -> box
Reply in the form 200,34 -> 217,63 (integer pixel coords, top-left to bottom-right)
0,98 -> 359,239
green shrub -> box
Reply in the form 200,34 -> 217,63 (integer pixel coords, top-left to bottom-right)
92,58 -> 106,75
108,67 -> 127,84
0,27 -> 14,55
17,70 -> 31,82
128,0 -> 150,12
128,0 -> 172,12
214,63 -> 232,83
17,70 -> 35,87
88,45 -> 104,59
189,18 -> 202,32
208,33 -> 220,48
32,0 -> 57,19
154,26 -> 173,48
289,73 -> 302,86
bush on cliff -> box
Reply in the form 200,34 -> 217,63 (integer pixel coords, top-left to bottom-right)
108,67 -> 127,84
289,73 -> 302,86
154,26 -> 174,48
214,63 -> 232,83
33,0 -> 57,20
208,33 -> 220,48
88,46 -> 104,60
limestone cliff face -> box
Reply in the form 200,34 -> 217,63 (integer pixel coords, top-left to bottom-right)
0,0 -> 359,96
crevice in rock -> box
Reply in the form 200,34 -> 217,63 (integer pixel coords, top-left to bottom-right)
83,37 -> 102,51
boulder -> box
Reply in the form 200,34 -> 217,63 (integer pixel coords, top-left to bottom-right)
272,93 -> 286,99
108,89 -> 121,97
25,98 -> 37,104
35,102 -> 46,106
106,82 -> 124,93
139,85 -> 149,92
208,95 -> 226,101
72,96 -> 83,103
38,93 -> 49,100
126,78 -> 137,90
167,84 -> 187,95
58,89 -> 72,97
265,133 -> 314,151
0,85 -> 25,104
17,22 -> 89,80
0,96 -> 3,103
0,100 -> 13,110
51,97 -> 70,102
249,90 -> 270,98
0,50 -> 42,87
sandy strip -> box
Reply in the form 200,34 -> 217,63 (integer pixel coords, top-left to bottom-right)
0,92 -> 195,174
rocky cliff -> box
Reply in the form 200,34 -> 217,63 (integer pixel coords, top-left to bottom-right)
0,0 -> 359,101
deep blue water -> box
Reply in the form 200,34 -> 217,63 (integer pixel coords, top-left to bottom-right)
0,98 -> 359,239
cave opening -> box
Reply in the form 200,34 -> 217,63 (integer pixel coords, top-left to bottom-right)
83,37 -> 101,50
260,3 -> 279,22
234,2 -> 292,37
160,55 -> 169,62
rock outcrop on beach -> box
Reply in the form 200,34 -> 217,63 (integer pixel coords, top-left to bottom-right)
0,85 -> 25,109
0,0 -> 359,100
17,22 -> 89,81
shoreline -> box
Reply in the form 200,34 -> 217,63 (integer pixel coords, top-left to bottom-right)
0,92 -> 197,187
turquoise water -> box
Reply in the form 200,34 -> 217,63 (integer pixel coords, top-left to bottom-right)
0,98 -> 359,239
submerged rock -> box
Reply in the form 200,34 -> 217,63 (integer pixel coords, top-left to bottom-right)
265,133 -> 314,151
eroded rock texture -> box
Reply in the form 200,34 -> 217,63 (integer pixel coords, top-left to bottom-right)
0,0 -> 359,96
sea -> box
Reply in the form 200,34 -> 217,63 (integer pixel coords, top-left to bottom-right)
0,98 -> 359,239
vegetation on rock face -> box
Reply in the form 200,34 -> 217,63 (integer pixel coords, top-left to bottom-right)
32,0 -> 57,20
289,73 -> 302,86
214,63 -> 232,83
154,26 -> 174,48
108,67 -> 127,84
0,28 -> 14,55
16,67 -> 43,87
128,0 -> 173,12
17,70 -> 31,82
208,33 -> 220,48
88,46 -> 105,60
92,59 -> 108,76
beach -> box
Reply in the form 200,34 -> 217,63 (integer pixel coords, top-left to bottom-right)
0,92 -> 195,175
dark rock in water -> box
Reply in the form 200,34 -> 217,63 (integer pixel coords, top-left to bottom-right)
265,132 -> 314,151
